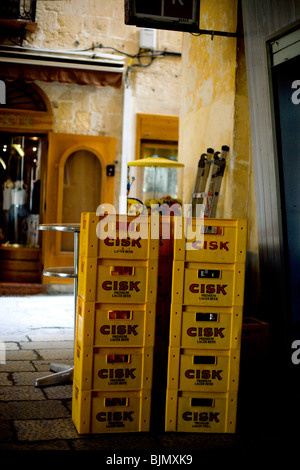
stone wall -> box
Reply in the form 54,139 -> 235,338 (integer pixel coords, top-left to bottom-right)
179,0 -> 259,313
22,0 -> 182,208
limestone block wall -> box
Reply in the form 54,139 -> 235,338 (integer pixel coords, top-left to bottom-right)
21,0 -> 182,208
179,0 -> 259,312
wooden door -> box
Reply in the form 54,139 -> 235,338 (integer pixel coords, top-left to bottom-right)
43,132 -> 116,283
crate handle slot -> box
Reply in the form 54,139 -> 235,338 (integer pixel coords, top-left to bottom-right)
191,398 -> 214,407
195,312 -> 218,322
105,397 -> 127,407
193,355 -> 216,365
108,310 -> 132,320
198,269 -> 220,279
110,266 -> 134,275
187,219 -> 223,235
107,354 -> 129,364
204,226 -> 223,235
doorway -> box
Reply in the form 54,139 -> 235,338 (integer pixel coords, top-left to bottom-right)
43,132 -> 116,283
0,79 -> 52,284
270,29 -> 300,336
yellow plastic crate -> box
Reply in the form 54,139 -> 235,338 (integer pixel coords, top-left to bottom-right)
80,212 -> 159,260
171,261 -> 245,307
74,343 -> 154,391
169,304 -> 243,350
72,385 -> 151,434
78,257 -> 158,303
167,347 -> 240,393
174,218 -> 247,264
76,297 -> 156,348
165,390 -> 238,433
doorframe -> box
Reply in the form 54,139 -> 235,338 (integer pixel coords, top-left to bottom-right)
55,143 -> 107,255
43,132 -> 116,283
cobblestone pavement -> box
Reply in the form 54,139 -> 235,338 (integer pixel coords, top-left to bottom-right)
0,294 -> 299,460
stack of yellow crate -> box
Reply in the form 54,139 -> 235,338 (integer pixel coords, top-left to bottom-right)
72,212 -> 159,434
165,218 -> 247,433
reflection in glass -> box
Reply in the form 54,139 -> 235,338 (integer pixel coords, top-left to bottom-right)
0,134 -> 41,246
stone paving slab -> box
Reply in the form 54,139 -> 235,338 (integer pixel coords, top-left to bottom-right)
0,373 -> 12,386
0,385 -> 45,401
12,371 -> 56,386
5,350 -> 40,361
20,341 -> 74,350
0,360 -> 36,372
0,419 -> 14,442
34,348 -> 74,361
71,434 -> 164,451
0,439 -> 72,450
1,342 -> 19,351
0,295 -> 74,340
14,418 -> 79,441
43,384 -> 73,400
32,360 -> 72,372
27,330 -> 73,342
0,400 -> 70,420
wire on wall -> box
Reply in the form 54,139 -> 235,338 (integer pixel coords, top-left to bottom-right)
77,43 -> 181,86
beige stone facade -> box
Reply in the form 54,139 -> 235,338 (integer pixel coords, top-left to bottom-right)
20,0 -> 183,208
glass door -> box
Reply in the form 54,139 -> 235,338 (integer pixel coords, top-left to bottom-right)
43,132 -> 116,282
60,149 -> 102,252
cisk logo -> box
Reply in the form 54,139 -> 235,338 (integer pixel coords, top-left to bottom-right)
104,237 -> 142,248
192,240 -> 229,251
102,280 -> 140,291
98,368 -> 136,379
182,411 -> 220,423
96,411 -> 134,422
189,284 -> 227,295
184,369 -> 223,380
187,327 -> 225,338
100,324 -> 138,336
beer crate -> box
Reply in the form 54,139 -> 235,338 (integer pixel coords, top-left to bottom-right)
80,212 -> 159,260
171,261 -> 245,307
74,343 -> 154,391
165,390 -> 238,433
72,384 -> 151,434
78,257 -> 158,303
167,347 -> 240,393
174,218 -> 247,264
76,297 -> 156,348
169,304 -> 243,350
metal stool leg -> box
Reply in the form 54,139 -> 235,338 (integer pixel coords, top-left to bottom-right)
35,228 -> 79,388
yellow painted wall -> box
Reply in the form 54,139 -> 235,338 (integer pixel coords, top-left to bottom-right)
179,0 -> 259,313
